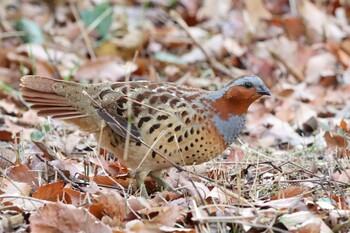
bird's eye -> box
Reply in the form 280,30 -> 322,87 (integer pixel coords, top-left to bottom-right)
244,82 -> 253,89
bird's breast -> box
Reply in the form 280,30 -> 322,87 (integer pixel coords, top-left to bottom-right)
211,114 -> 246,145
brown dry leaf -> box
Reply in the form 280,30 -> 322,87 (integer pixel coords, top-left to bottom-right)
332,169 -> 350,183
196,0 -> 231,20
0,99 -> 20,114
20,109 -> 40,125
324,131 -> 349,157
206,187 -> 229,204
178,175 -> 210,199
245,0 -> 272,32
282,16 -> 305,41
152,191 -> 182,204
328,40 -> 350,68
0,178 -> 41,210
269,37 -> 313,81
92,176 -> 130,188
62,186 -> 85,206
29,202 -> 112,233
75,57 -> 137,82
0,67 -> 22,89
340,119 -> 350,133
139,205 -> 183,228
4,117 -> 34,140
298,1 -> 344,42
110,29 -> 149,59
159,226 -> 195,232
257,114 -> 312,148
226,148 -> 245,162
17,0 -> 51,25
6,164 -> 38,190
127,196 -> 152,216
1,213 -> 25,232
51,159 -> 83,179
7,49 -> 55,78
0,147 -> 16,169
125,220 -> 147,233
0,178 -> 31,197
305,52 -> 337,83
62,131 -> 82,155
279,211 -> 332,233
88,190 -> 126,226
89,155 -> 128,177
181,35 -> 225,63
14,44 -> 81,77
32,181 -> 65,202
261,197 -> 309,212
271,186 -> 309,200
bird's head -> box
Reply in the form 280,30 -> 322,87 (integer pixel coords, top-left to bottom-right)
210,75 -> 271,118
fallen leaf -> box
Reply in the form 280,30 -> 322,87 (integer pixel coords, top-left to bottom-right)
6,164 -> 38,190
271,186 -> 309,200
30,202 -> 112,233
0,147 -> 16,169
139,205 -> 183,227
279,211 -> 332,233
75,57 -> 136,82
89,190 -> 126,225
32,181 -> 65,202
245,0 -> 272,32
324,131 -> 349,157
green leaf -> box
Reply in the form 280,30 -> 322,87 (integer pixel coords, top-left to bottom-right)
14,18 -> 44,44
0,82 -> 21,98
154,51 -> 187,64
30,131 -> 44,141
43,124 -> 51,133
319,121 -> 331,132
80,3 -> 113,40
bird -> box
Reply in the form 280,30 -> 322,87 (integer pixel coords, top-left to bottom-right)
20,74 -> 270,195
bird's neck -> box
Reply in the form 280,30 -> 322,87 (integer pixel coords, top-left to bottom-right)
204,88 -> 252,120
200,91 -> 248,145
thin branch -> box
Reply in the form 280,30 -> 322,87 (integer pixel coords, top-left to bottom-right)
35,154 -> 85,192
70,2 -> 96,60
170,10 -> 239,79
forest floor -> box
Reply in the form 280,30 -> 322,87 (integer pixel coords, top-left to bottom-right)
0,0 -> 350,232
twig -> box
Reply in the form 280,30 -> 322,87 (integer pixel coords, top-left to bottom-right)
70,2 -> 96,60
85,7 -> 113,34
0,195 -> 48,204
35,154 -> 85,192
169,10 -> 238,79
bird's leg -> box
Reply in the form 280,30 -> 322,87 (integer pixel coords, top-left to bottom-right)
135,171 -> 150,197
149,170 -> 178,193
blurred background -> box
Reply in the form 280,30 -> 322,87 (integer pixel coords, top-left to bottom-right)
0,0 -> 349,153
1,1 -> 350,232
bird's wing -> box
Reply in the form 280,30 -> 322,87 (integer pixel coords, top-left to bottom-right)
95,82 -> 206,144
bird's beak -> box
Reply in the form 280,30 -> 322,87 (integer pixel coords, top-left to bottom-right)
256,86 -> 271,96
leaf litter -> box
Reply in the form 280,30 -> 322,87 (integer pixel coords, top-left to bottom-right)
0,0 -> 350,232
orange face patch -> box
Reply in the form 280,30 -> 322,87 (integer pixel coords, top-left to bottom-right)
211,86 -> 263,119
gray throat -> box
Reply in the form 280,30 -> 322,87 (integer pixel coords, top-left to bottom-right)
212,114 -> 246,145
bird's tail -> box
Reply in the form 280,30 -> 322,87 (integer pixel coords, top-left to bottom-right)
20,75 -> 88,119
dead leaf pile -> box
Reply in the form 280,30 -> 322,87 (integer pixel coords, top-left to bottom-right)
0,0 -> 350,232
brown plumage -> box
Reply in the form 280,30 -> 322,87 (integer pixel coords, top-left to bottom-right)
21,75 -> 270,194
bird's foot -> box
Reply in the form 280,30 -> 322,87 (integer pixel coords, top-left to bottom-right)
149,170 -> 181,195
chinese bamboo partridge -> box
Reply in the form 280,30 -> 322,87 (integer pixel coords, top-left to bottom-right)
21,75 -> 270,194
